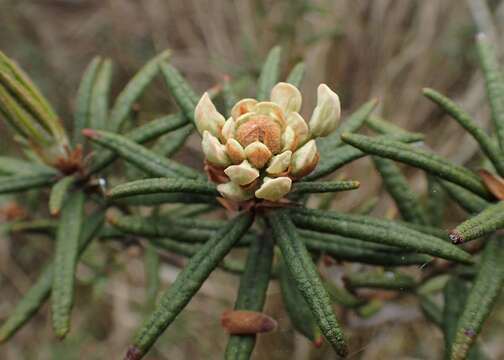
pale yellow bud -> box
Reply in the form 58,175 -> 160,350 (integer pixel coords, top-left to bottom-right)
287,112 -> 310,146
252,102 -> 286,129
244,141 -> 272,169
291,139 -> 319,177
221,117 -> 236,141
226,138 -> 246,164
309,84 -> 341,138
195,93 -> 226,137
217,181 -> 254,202
231,98 -> 258,120
255,177 -> 292,201
224,160 -> 260,185
202,131 -> 230,167
281,126 -> 298,152
270,82 -> 302,114
266,151 -> 292,175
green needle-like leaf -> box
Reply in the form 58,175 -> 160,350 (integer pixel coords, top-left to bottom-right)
423,88 -> 504,177
151,124 -> 193,158
144,244 -> 160,309
268,210 -> 348,357
373,156 -> 429,225
84,128 -> 201,179
426,175 -> 446,227
225,234 -> 274,360
0,156 -> 55,176
89,59 -> 113,131
291,180 -> 360,194
344,271 -> 416,291
0,210 -> 103,343
449,201 -> 504,244
292,208 -> 472,264
73,56 -> 101,145
51,191 -> 85,338
109,50 -> 171,132
125,212 -> 254,360
257,46 -> 282,101
286,62 -> 305,87
341,133 -> 491,199
440,180 -> 490,214
476,33 -> 504,151
0,173 -> 55,194
108,178 -> 217,199
450,235 -> 504,360
49,175 -> 75,216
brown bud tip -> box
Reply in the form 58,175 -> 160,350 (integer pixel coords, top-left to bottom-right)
221,310 -> 277,335
449,230 -> 464,244
124,346 -> 142,360
81,128 -> 99,139
313,336 -> 324,348
322,255 -> 336,267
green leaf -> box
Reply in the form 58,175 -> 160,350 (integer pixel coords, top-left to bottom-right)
440,180 -> 490,214
365,115 -> 421,137
108,178 -> 217,199
343,271 -> 416,291
426,175 -> 446,227
278,256 -> 322,347
0,173 -> 55,194
0,156 -> 55,176
324,280 -> 365,309
225,233 -> 274,360
151,124 -> 193,158
423,88 -> 504,177
159,62 -> 199,122
8,219 -> 56,235
373,156 -> 429,225
114,192 -> 217,206
89,59 -> 113,131
144,243 -> 160,310
291,208 -> 472,264
450,236 -> 504,360
49,175 -> 75,216
73,57 -> 101,145
419,295 -> 443,327
341,133 -> 491,199
268,210 -> 348,357
51,191 -> 85,338
222,77 -> 238,117
126,212 -> 254,359
87,113 -> 188,175
0,210 -> 103,343
475,33 -> 504,152
449,201 -> 504,244
286,62 -> 305,87
257,46 -> 282,101
109,50 -> 171,132
443,277 -> 470,359
291,180 -> 360,194
84,129 -> 201,179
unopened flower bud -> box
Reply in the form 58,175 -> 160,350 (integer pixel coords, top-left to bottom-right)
281,126 -> 298,152
254,102 -> 286,129
231,98 -> 257,119
202,131 -> 230,167
217,181 -> 254,202
224,160 -> 260,185
244,141 -> 272,169
287,112 -> 310,146
309,84 -> 340,137
226,138 -> 246,164
255,177 -> 292,202
221,117 -> 236,141
291,139 -> 319,177
266,151 -> 292,175
270,82 -> 302,114
195,93 -> 226,137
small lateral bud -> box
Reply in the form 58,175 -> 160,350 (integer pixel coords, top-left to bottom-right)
309,84 -> 341,138
194,92 -> 226,137
202,131 -> 230,167
221,310 -> 277,335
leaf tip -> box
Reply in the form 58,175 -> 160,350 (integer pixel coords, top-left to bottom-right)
124,346 -> 142,360
313,336 -> 324,348
81,128 -> 100,139
449,230 -> 465,244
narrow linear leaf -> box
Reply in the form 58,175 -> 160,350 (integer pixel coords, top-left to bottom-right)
257,46 -> 282,101
324,280 -> 366,309
73,56 -> 101,145
144,244 -> 160,309
115,192 -> 217,206
0,173 -> 55,194
84,128 -> 201,179
108,178 -> 217,199
286,62 -> 305,87
341,133 -> 491,199
0,156 -> 55,176
427,175 -> 446,227
89,59 -> 113,131
443,277 -> 471,359
0,210 -> 103,343
419,295 -> 443,327
475,33 -> 504,151
151,124 -> 193,158
449,201 -> 504,244
344,271 -> 416,291
109,50 -> 171,132
222,77 -> 238,117
423,88 -> 504,177
268,210 -> 348,357
125,212 -> 254,360
365,115 -> 420,137
291,180 -> 360,194
291,208 -> 472,264
373,156 -> 429,225
49,176 -> 75,216
225,234 -> 274,360
159,62 -> 199,122
8,219 -> 57,235
450,236 -> 504,360
51,191 -> 85,338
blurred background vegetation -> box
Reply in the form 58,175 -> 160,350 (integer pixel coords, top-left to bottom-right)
1,0 -> 504,359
